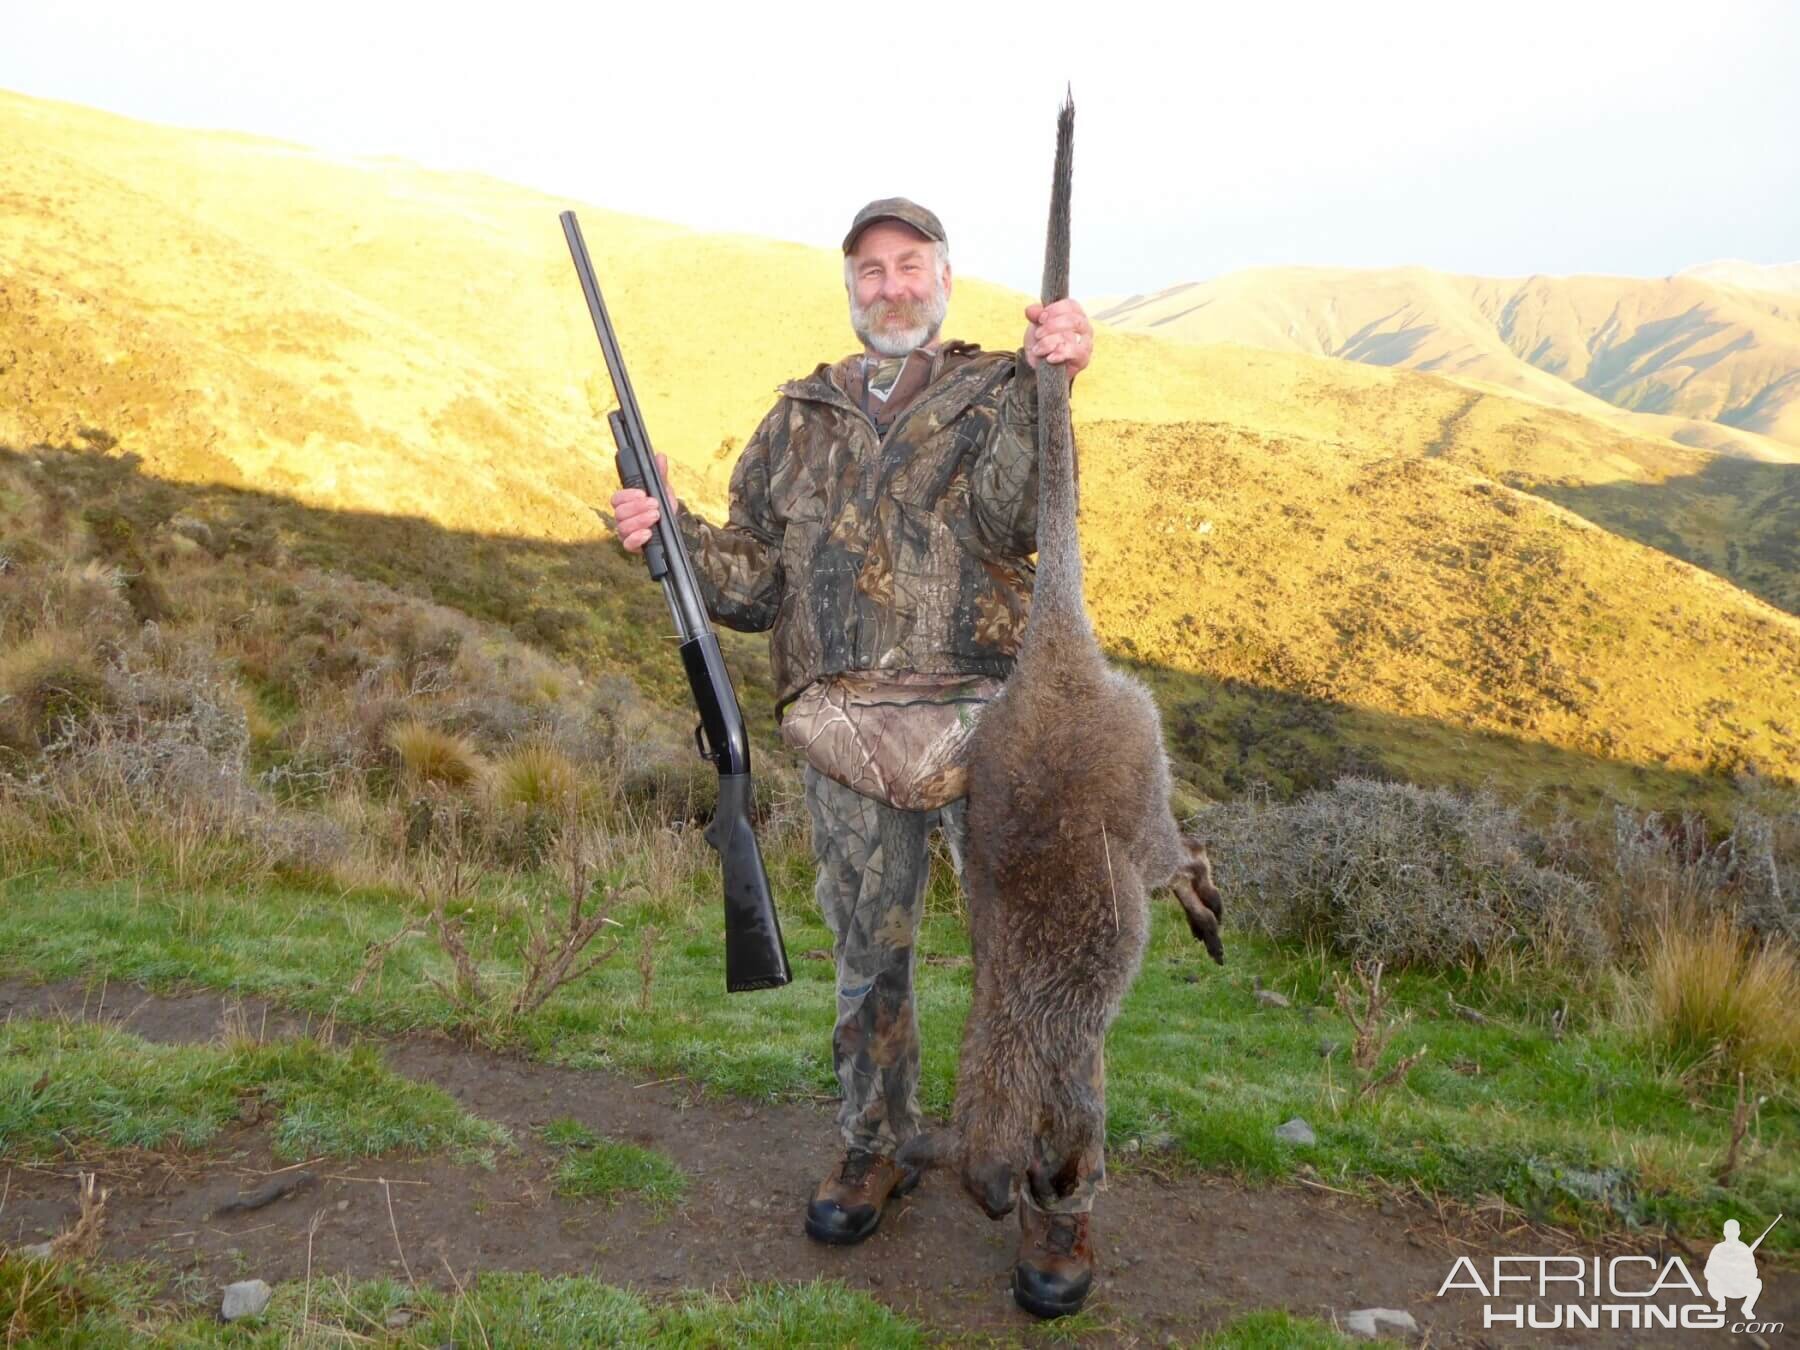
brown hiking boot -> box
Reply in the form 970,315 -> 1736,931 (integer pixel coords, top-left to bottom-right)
804,1147 -> 920,1246
1012,1198 -> 1093,1319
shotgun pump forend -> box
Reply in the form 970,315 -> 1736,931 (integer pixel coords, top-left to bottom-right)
559,209 -> 792,993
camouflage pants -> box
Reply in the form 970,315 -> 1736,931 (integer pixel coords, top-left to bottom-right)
803,765 -> 1101,1213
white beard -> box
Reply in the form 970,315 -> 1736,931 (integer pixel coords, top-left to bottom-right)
850,274 -> 949,356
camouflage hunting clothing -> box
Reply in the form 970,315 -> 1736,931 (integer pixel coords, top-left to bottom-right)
674,341 -> 1043,715
805,763 -> 964,1155
779,669 -> 1002,811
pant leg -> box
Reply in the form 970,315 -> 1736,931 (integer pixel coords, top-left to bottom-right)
804,765 -> 934,1155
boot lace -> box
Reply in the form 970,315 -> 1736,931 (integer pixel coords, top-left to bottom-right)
1045,1212 -> 1082,1256
839,1149 -> 878,1185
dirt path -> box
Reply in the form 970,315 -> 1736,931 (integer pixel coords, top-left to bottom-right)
1,978 -> 1791,1346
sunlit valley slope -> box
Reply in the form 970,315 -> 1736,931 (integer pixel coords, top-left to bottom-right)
3,87 -> 1797,804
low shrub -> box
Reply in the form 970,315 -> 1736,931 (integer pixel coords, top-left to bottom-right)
1611,798 -> 1799,943
1201,776 -> 1606,970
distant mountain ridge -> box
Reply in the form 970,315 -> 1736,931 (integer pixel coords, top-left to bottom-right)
1678,259 -> 1800,295
1095,265 -> 1800,460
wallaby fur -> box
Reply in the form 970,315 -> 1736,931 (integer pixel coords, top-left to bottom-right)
901,93 -> 1224,1220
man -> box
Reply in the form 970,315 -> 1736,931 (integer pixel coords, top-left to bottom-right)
609,197 -> 1095,1315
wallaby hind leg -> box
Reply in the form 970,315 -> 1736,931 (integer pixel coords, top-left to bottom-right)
1027,1040 -> 1107,1210
954,1007 -> 1041,1219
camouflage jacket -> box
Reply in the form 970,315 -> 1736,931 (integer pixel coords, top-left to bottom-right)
674,341 -> 1042,716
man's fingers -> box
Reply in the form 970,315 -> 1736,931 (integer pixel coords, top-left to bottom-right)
613,493 -> 660,551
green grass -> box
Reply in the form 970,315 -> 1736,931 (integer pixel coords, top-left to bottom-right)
0,1018 -> 509,1164
540,1117 -> 689,1208
1194,1309 -> 1394,1348
0,1261 -> 928,1347
1,866 -> 1795,1256
540,1114 -> 600,1149
0,1253 -> 1393,1346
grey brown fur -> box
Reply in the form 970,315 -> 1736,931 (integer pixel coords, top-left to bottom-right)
905,94 -> 1225,1219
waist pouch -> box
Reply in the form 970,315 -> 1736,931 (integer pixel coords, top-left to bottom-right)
780,671 -> 1002,811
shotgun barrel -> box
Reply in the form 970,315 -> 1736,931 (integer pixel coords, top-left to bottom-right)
560,209 -> 791,993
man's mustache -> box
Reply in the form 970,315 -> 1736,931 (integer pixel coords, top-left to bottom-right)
871,299 -> 924,323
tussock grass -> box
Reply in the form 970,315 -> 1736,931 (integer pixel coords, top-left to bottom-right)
490,741 -> 586,813
0,447 -> 796,899
387,718 -> 484,788
0,628 -> 112,755
1625,912 -> 1800,1080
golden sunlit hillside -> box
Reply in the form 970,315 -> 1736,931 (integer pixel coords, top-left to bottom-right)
3,86 -> 1797,801
1095,266 -> 1800,459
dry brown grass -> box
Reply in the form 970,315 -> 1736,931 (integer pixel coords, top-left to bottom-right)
0,559 -> 132,648
1625,910 -> 1800,1080
387,719 -> 484,789
0,628 -> 111,755
46,1173 -> 108,1263
416,818 -> 626,1037
490,742 -> 586,813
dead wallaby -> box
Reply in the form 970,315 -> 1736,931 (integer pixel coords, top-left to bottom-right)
901,93 -> 1224,1222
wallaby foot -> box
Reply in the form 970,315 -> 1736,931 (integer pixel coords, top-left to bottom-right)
1169,837 -> 1225,964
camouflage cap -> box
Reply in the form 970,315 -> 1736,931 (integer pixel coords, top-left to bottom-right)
842,197 -> 947,254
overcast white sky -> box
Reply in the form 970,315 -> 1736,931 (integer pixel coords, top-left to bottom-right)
6,1 -> 1797,298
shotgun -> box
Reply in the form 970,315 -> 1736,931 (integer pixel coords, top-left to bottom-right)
559,209 -> 791,993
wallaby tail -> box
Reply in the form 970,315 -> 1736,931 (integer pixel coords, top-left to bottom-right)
1021,87 -> 1088,649
1040,89 -> 1073,308
895,1128 -> 956,1175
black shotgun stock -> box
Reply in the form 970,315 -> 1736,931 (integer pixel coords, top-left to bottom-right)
560,210 -> 791,994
